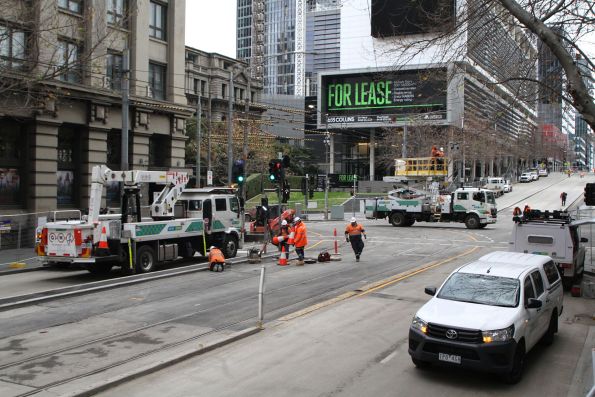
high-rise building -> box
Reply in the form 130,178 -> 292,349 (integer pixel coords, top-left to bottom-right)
575,54 -> 594,169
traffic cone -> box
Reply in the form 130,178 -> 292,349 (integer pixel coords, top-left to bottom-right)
287,230 -> 295,245
278,245 -> 288,266
97,226 -> 109,255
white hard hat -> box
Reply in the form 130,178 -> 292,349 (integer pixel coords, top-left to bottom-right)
350,217 -> 357,222
525,203 -> 528,206
209,246 -> 216,250
294,216 -> 301,222
281,220 -> 288,226
440,147 -> 444,151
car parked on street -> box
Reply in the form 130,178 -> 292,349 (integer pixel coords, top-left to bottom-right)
519,172 -> 532,183
538,168 -> 549,177
528,169 -> 539,181
503,180 -> 512,193
409,251 -> 563,384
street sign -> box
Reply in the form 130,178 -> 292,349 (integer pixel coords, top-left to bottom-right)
207,170 -> 213,186
316,174 -> 327,191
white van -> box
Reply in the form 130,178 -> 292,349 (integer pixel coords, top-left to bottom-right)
510,211 -> 586,289
483,177 -> 506,197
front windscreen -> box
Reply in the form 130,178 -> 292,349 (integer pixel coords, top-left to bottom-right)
437,272 -> 520,307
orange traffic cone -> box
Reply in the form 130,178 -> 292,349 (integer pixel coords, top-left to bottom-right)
97,226 -> 109,255
287,231 -> 295,245
278,244 -> 288,266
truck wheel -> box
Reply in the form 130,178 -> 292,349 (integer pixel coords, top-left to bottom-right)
464,215 -> 480,229
136,245 -> 156,273
541,311 -> 558,346
406,218 -> 415,226
502,342 -> 525,384
390,212 -> 406,227
88,263 -> 113,275
223,235 -> 238,258
478,223 -> 488,229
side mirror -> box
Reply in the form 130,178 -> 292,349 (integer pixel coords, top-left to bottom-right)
424,287 -> 437,296
526,298 -> 542,309
581,237 -> 588,243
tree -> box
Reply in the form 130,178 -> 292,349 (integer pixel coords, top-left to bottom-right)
381,0 -> 594,132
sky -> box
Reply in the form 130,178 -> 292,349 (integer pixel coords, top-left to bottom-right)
185,1 -> 237,58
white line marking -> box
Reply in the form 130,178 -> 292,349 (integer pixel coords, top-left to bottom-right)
380,350 -> 398,364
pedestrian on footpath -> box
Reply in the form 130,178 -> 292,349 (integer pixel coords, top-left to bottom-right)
560,191 -> 567,206
292,217 -> 308,266
345,217 -> 366,262
208,246 -> 225,272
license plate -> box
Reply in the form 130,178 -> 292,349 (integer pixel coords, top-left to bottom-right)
438,353 -> 461,364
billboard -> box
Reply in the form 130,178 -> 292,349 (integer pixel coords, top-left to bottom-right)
318,68 -> 448,128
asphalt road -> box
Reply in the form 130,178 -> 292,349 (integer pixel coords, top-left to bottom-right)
0,172 -> 592,396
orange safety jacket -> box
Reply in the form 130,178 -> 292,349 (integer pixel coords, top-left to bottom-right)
513,207 -> 522,216
293,222 -> 308,248
208,248 -> 225,263
345,223 -> 365,236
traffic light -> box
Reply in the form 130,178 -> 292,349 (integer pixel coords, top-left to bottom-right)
268,159 -> 283,183
585,183 -> 595,206
282,180 -> 291,203
232,160 -> 245,185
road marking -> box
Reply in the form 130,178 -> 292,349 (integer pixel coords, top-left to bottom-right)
277,246 -> 480,322
380,350 -> 398,364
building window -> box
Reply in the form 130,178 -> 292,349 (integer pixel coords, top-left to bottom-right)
0,26 -> 26,69
58,40 -> 82,83
58,0 -> 83,14
148,62 -> 165,100
106,52 -> 122,90
57,126 -> 80,207
0,122 -> 25,207
107,0 -> 127,26
193,78 -> 199,95
201,81 -> 207,96
222,84 -> 226,98
149,1 -> 166,40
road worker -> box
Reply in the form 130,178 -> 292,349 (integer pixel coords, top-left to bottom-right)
208,246 -> 225,272
523,203 -> 531,218
512,206 -> 522,222
292,217 -> 308,266
278,219 -> 290,255
345,217 -> 366,262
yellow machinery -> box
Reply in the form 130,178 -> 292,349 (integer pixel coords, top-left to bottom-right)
394,157 -> 448,177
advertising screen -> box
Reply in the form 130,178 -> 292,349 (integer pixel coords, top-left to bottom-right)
319,68 -> 448,128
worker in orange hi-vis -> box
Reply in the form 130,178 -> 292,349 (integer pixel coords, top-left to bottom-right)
345,217 -> 366,262
292,217 -> 308,266
208,246 -> 225,272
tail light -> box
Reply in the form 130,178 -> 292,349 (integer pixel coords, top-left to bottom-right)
41,228 -> 48,246
81,235 -> 93,258
74,228 -> 82,246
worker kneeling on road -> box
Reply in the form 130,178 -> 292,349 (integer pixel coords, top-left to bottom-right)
208,246 -> 225,272
345,217 -> 366,262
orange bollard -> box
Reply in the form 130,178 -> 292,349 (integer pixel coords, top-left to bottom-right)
278,244 -> 288,266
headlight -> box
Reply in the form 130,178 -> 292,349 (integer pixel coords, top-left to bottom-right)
482,325 -> 514,343
411,316 -> 428,334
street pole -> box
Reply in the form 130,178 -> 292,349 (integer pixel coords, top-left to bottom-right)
402,124 -> 408,159
325,115 -> 329,220
196,95 -> 201,188
240,76 -> 250,248
352,174 -> 357,217
227,70 -> 234,184
121,48 -> 129,171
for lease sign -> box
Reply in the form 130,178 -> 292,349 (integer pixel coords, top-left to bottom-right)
319,68 -> 447,127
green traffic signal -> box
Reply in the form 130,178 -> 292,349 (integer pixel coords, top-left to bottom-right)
269,174 -> 276,181
238,175 -> 245,183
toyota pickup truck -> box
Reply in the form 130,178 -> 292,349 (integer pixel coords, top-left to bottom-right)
409,251 -> 563,384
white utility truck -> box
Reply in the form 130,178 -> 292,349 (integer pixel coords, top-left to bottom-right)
36,165 -> 241,274
365,187 -> 497,229
510,210 -> 586,289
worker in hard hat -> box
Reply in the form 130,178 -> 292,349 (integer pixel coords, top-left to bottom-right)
208,245 -> 225,272
291,217 -> 308,266
345,217 -> 366,262
278,219 -> 290,255
523,203 -> 531,219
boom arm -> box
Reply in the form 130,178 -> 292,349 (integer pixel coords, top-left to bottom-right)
87,165 -> 189,224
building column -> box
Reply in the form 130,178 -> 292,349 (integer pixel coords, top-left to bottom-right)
29,119 -> 61,212
489,158 -> 494,176
81,126 -> 109,210
369,129 -> 375,181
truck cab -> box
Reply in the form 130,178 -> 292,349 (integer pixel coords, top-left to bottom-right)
483,177 -> 506,197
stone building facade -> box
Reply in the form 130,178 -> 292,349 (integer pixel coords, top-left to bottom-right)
0,0 -> 192,213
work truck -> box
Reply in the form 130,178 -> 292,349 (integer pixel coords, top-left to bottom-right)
36,165 -> 241,274
365,187 -> 497,229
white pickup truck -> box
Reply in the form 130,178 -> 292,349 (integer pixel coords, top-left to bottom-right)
409,251 -> 563,384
